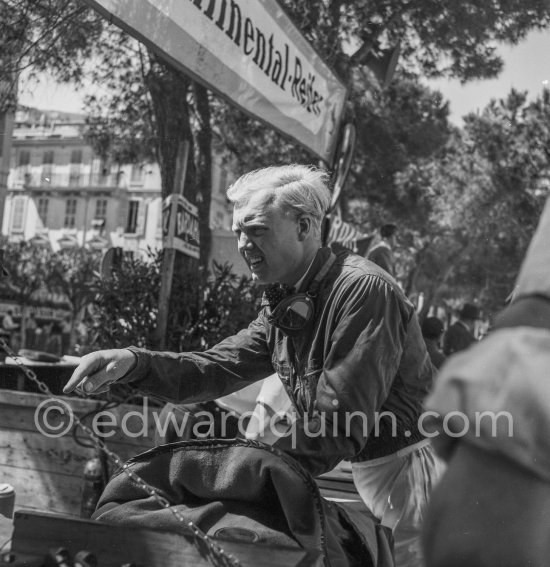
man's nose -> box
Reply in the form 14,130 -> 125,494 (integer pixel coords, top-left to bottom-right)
238,233 -> 252,250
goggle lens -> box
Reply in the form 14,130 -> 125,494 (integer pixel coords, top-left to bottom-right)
271,296 -> 314,331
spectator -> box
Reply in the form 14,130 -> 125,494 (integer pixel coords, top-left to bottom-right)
421,317 -> 446,369
24,312 -> 38,349
366,223 -> 398,277
47,321 -> 63,356
442,303 -> 479,356
61,315 -> 72,355
2,309 -> 19,346
36,322 -> 52,353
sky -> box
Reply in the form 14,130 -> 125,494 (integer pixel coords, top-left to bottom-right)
18,29 -> 550,125
427,29 -> 550,124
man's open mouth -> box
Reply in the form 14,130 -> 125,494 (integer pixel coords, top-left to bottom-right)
247,256 -> 264,269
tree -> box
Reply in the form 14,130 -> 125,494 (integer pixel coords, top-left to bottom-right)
88,250 -> 261,353
5,0 -> 550,327
82,28 -> 212,264
88,248 -> 162,351
383,88 -> 550,319
78,0 -> 550,224
0,241 -> 50,347
275,1 -> 550,207
47,247 -> 100,352
0,0 -> 103,112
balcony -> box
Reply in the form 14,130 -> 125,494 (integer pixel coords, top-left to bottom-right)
22,172 -> 122,191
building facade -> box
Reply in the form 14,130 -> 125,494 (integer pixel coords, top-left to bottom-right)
2,107 -> 241,267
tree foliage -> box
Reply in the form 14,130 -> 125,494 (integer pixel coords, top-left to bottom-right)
88,250 -> 261,352
0,0 -> 103,111
4,0 -> 550,325
381,88 -> 550,318
88,248 -> 162,351
47,247 -> 100,349
0,241 -> 50,308
0,241 -> 60,347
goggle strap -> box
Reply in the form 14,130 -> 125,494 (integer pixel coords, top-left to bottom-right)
307,252 -> 337,296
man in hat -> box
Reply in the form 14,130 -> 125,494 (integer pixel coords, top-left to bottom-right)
366,223 -> 397,277
421,317 -> 446,370
442,303 -> 479,356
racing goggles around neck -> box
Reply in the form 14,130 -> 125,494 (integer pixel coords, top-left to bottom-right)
268,293 -> 315,335
267,252 -> 336,336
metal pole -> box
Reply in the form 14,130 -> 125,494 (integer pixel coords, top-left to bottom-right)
155,141 -> 190,350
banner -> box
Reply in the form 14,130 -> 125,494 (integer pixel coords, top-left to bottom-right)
83,0 -> 348,163
0,302 -> 69,322
162,194 -> 200,259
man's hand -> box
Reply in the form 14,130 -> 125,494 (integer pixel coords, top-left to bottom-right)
63,349 -> 137,395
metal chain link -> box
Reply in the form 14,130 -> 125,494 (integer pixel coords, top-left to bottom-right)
0,338 -> 241,567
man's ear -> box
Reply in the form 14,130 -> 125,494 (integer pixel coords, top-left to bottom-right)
297,216 -> 312,240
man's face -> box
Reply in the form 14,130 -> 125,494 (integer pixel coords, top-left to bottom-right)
232,190 -> 309,285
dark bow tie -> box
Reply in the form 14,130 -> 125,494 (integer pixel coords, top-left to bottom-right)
264,283 -> 295,309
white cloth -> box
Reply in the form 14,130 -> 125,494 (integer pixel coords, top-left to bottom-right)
215,380 -> 265,417
2,314 -> 18,331
515,196 -> 550,298
216,374 -> 294,445
352,439 -> 445,567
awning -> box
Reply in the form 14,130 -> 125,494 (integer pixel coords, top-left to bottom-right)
325,215 -> 373,255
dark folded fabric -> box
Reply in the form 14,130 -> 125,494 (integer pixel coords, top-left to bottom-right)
93,439 -> 392,566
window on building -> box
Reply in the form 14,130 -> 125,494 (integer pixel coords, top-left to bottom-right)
126,200 -> 139,233
37,198 -> 49,225
18,150 -> 30,166
130,164 -> 143,183
17,150 -> 31,184
43,150 -> 54,164
10,197 -> 26,232
95,198 -> 107,219
70,149 -> 82,164
69,166 -> 81,187
64,198 -> 77,228
69,150 -> 83,186
41,166 -> 53,185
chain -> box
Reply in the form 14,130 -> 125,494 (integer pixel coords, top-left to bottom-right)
0,339 -> 241,567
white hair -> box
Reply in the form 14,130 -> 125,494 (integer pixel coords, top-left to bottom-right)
227,164 -> 331,237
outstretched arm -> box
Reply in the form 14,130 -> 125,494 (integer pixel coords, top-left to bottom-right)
64,316 -> 274,402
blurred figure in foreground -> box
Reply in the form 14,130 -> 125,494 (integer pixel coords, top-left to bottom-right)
422,196 -> 550,567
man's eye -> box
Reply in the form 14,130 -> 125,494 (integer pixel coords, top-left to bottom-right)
251,228 -> 266,236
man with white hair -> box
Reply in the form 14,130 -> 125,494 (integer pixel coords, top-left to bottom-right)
65,164 -> 441,566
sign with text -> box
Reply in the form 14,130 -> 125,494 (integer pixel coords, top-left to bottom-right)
162,194 -> 200,259
83,0 -> 348,163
